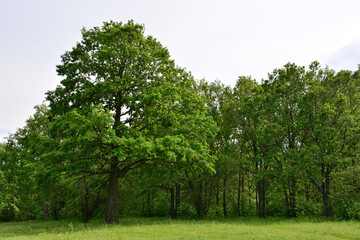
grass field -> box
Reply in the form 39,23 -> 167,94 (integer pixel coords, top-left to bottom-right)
1,217 -> 359,240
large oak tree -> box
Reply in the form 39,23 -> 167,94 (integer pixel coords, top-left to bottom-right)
46,21 -> 217,223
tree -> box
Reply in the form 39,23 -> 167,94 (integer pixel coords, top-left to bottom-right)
0,143 -> 19,221
230,76 -> 260,217
0,104 -> 64,221
231,75 -> 286,218
264,63 -> 308,217
301,64 -> 360,217
46,20 -> 217,223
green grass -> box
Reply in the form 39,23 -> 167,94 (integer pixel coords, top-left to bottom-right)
1,217 -> 360,240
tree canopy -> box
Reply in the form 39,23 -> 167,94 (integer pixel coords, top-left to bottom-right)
45,20 -> 217,223
1,21 -> 360,223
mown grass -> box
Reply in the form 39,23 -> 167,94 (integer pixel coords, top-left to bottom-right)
1,217 -> 360,240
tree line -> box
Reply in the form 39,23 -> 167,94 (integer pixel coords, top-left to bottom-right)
1,21 -> 360,223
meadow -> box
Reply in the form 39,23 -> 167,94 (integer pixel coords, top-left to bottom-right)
1,217 -> 359,240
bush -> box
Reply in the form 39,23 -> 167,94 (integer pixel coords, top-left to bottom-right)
296,197 -> 322,217
332,166 -> 360,220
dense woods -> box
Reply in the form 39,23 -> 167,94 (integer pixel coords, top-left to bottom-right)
1,21 -> 360,223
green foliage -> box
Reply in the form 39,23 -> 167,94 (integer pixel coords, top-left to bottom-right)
44,20 -> 217,223
0,170 -> 19,221
46,20 -> 217,173
1,20 -> 360,222
332,166 -> 360,220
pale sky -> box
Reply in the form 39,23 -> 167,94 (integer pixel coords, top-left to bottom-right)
1,0 -> 360,141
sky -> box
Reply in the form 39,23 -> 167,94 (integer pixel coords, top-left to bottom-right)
1,0 -> 360,141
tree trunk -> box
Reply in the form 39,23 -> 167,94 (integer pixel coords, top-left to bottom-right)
289,177 -> 297,218
105,102 -> 122,224
82,182 -> 90,222
105,162 -> 120,223
216,183 -> 219,216
305,183 -> 310,202
322,170 -> 332,217
88,192 -> 102,220
237,173 -> 241,216
43,203 -> 49,219
255,186 -> 258,216
257,177 -> 266,218
51,201 -> 58,221
223,177 -> 227,217
147,191 -> 151,217
175,183 -> 180,218
284,190 -> 290,217
241,175 -> 245,214
248,175 -> 252,210
261,178 -> 266,218
195,181 -> 204,218
170,186 -> 176,219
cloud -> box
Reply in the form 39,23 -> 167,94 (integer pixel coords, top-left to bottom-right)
327,38 -> 360,71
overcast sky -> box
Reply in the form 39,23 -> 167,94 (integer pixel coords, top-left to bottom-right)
1,0 -> 360,141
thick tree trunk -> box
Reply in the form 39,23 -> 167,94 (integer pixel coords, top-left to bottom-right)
105,162 -> 120,224
106,104 -> 122,224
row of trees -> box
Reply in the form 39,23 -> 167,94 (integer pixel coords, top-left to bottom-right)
1,21 -> 360,223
